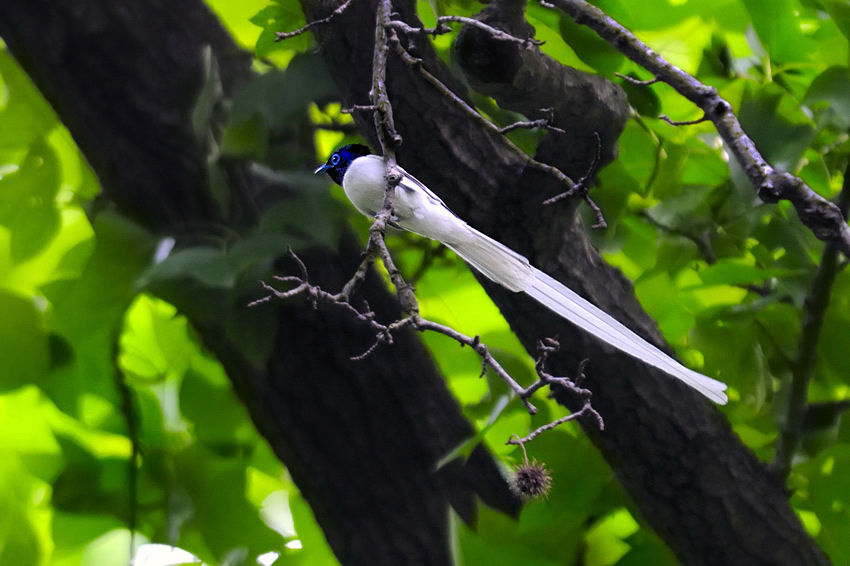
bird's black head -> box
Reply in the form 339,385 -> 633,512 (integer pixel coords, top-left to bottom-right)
314,144 -> 372,186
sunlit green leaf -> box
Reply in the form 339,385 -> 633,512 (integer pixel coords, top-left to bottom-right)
822,0 -> 850,41
0,138 -> 61,262
693,259 -> 798,287
0,291 -> 48,391
740,0 -> 811,63
251,0 -> 311,56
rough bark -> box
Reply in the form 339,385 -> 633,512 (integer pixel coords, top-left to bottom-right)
0,1 -> 519,565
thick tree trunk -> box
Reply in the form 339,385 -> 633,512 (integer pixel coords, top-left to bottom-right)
0,2 -> 518,565
0,0 -> 830,564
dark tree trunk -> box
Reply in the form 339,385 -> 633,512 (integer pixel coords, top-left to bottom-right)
0,2 -> 518,565
0,0 -> 830,564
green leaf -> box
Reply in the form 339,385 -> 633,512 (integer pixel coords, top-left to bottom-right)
559,15 -> 624,75
822,0 -> 850,42
119,294 -> 193,382
141,246 -> 238,289
800,402 -> 850,458
693,260 -> 798,287
180,360 -> 254,450
0,455 -> 49,566
281,494 -> 340,565
619,528 -> 678,566
0,51 -> 57,143
255,174 -> 349,251
221,113 -> 269,159
205,0 -> 268,49
809,446 -> 850,559
51,434 -> 131,519
804,66 -> 850,130
697,33 -> 736,79
0,138 -> 61,262
229,54 -> 337,129
585,508 -> 638,566
0,509 -> 41,566
0,290 -> 49,391
650,142 -> 688,198
739,83 -> 816,171
45,212 -> 155,413
619,75 -> 662,118
51,511 -> 125,564
739,0 -> 811,62
251,0 -> 311,56
175,444 -> 283,561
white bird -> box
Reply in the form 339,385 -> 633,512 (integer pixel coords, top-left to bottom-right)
316,144 -> 728,404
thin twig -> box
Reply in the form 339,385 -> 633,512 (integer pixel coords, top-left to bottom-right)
507,404 -> 594,443
615,72 -> 660,86
274,0 -> 356,41
341,104 -> 378,114
507,343 -> 604,441
250,250 -> 540,414
388,16 -> 544,48
499,108 -> 566,134
660,114 -> 709,127
542,133 -> 607,227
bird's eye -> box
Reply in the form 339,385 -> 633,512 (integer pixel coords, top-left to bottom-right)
331,154 -> 340,165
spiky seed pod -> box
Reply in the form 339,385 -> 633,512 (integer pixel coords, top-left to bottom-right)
511,459 -> 552,500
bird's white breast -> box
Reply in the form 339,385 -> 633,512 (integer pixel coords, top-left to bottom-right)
341,155 -> 388,217
341,155 -> 466,243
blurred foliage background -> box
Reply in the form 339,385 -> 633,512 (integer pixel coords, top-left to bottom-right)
1,0 -> 850,564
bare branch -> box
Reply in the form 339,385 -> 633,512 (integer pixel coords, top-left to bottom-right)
499,108 -> 566,134
341,104 -> 378,114
615,72 -> 660,86
659,113 -> 709,127
274,0 -> 355,41
507,405 -> 592,444
545,0 -> 850,255
508,343 -> 603,442
542,133 -> 607,227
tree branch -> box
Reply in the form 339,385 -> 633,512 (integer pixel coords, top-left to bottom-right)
274,0 -> 355,41
251,249 -> 606,429
547,0 -> 850,255
387,15 -> 544,48
774,166 -> 850,478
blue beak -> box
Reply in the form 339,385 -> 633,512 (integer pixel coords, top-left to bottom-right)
314,163 -> 329,175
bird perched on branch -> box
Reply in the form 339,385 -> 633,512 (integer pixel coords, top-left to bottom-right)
316,144 -> 728,404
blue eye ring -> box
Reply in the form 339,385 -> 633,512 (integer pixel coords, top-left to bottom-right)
331,153 -> 341,165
